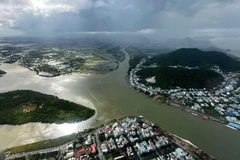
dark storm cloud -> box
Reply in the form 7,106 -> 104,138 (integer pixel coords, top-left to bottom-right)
0,0 -> 239,49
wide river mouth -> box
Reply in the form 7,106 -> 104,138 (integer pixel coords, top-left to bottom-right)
0,49 -> 240,160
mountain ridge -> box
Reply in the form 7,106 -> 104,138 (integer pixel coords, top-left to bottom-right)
146,48 -> 240,71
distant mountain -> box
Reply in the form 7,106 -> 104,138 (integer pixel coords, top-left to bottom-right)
146,48 -> 240,72
201,46 -> 229,53
164,37 -> 214,49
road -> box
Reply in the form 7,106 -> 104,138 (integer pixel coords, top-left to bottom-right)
94,131 -> 104,160
5,141 -> 74,160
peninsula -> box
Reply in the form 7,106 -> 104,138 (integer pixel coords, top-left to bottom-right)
129,48 -> 240,130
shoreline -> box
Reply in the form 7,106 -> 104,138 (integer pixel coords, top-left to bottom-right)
0,110 -> 98,150
0,107 -> 98,127
127,82 -> 230,127
5,116 -> 216,160
0,62 -> 101,150
18,59 -> 121,78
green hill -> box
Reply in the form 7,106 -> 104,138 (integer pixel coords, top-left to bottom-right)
136,67 -> 223,89
145,48 -> 240,71
0,90 -> 95,125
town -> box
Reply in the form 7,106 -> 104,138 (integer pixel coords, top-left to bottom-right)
5,117 -> 215,160
128,57 -> 240,130
0,40 -> 124,77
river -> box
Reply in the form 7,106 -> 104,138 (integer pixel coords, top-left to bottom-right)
0,48 -> 240,160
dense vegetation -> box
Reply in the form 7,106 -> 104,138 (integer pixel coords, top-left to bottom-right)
136,67 -> 224,89
0,90 -> 95,125
0,69 -> 6,76
36,64 -> 60,75
105,46 -> 125,62
128,55 -> 147,73
145,48 -> 240,72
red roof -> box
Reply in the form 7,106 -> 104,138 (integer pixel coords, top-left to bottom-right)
74,149 -> 85,158
154,132 -> 159,135
87,144 -> 96,154
106,128 -> 111,133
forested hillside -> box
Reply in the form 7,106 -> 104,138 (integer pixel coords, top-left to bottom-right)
145,48 -> 240,71
0,90 -> 95,125
136,67 -> 224,89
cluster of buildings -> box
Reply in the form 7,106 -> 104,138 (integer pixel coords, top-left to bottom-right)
63,134 -> 97,160
6,117 -> 213,160
96,117 -> 196,160
0,42 -> 120,77
129,57 -> 240,130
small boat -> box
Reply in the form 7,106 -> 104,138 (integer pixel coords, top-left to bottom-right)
139,115 -> 144,118
202,115 -> 208,120
191,113 -> 198,116
225,125 -> 238,130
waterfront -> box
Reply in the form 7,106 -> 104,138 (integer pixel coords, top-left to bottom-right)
0,49 -> 240,159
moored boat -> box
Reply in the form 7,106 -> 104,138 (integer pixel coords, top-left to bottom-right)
191,113 -> 198,116
202,115 -> 208,120
225,125 -> 238,130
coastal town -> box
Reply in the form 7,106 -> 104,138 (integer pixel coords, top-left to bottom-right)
0,40 -> 124,77
5,117 -> 215,160
128,57 -> 240,130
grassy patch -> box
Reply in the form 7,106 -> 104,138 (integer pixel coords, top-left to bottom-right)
5,134 -> 76,154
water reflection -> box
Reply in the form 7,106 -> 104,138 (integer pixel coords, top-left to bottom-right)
0,63 -> 96,149
57,123 -> 79,135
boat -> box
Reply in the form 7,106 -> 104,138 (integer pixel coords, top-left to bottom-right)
139,115 -> 144,118
202,115 -> 208,120
225,125 -> 238,130
191,113 -> 198,116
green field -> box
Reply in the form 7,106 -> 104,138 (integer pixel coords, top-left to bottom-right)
5,134 -> 77,154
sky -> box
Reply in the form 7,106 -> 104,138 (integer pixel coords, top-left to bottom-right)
0,0 -> 240,49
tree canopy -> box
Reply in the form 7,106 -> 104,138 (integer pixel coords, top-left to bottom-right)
145,48 -> 240,72
0,90 -> 95,125
136,67 -> 224,89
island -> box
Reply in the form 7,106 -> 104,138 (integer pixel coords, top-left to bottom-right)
0,90 -> 95,125
128,48 -> 240,130
4,117 -> 216,160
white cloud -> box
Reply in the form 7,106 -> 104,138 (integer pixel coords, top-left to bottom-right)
93,0 -> 108,8
211,36 -> 240,50
136,29 -> 157,34
0,0 -> 240,50
193,28 -> 240,37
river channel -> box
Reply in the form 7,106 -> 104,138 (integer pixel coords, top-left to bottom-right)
0,48 -> 240,160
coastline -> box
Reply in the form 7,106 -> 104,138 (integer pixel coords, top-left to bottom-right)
127,83 -> 228,125
5,116 -> 216,160
0,55 -> 125,149
0,110 -> 98,150
0,62 -> 100,149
